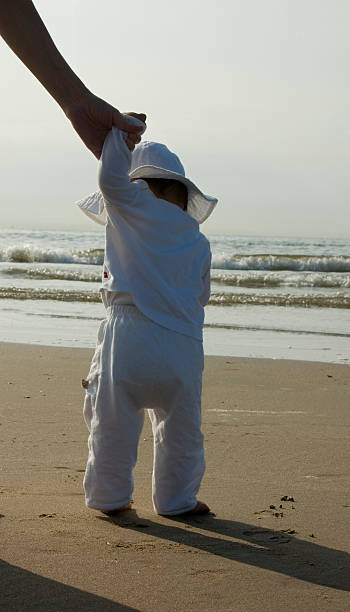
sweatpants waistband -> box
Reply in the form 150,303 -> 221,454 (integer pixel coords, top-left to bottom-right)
107,304 -> 140,318
106,304 -> 203,343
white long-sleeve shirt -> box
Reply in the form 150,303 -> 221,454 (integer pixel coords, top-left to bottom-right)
78,128 -> 211,341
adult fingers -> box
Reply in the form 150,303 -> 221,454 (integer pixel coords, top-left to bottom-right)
125,112 -> 147,124
114,110 -> 146,134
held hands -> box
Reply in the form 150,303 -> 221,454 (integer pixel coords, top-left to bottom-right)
123,111 -> 147,150
65,91 -> 146,158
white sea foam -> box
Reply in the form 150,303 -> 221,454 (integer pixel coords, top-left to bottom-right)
2,244 -> 350,274
211,253 -> 350,272
0,245 -> 104,265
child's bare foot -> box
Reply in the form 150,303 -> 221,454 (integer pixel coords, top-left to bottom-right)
101,503 -> 132,516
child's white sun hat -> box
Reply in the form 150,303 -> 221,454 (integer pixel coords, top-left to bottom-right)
77,122 -> 217,225
129,140 -> 217,224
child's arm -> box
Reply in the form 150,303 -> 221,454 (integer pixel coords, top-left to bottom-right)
76,128 -> 133,225
98,118 -> 146,206
77,115 -> 146,224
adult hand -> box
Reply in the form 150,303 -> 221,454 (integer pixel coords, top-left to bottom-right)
123,111 -> 147,152
0,1 -> 146,157
65,94 -> 146,158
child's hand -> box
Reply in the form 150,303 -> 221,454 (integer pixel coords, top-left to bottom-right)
123,112 -> 147,151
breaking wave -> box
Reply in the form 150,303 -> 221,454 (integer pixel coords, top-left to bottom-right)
0,246 -> 104,265
211,253 -> 350,272
2,245 -> 350,273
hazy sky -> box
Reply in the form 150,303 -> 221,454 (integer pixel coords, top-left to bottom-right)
1,0 -> 349,237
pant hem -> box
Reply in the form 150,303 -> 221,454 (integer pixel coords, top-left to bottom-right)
86,499 -> 132,511
155,501 -> 198,516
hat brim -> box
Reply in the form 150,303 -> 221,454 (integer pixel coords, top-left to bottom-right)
130,165 -> 217,224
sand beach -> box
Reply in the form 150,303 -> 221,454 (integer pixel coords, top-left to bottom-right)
1,343 -> 349,611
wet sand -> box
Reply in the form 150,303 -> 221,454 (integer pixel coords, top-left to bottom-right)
1,343 -> 349,611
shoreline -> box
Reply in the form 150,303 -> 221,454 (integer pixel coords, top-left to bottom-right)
1,343 -> 350,610
1,338 -> 348,366
2,325 -> 350,365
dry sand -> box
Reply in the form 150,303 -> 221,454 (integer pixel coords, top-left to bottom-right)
1,343 -> 349,611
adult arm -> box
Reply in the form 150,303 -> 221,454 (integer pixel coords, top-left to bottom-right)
0,0 -> 145,157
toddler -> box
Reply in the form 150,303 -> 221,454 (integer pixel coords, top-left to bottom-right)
78,115 -> 217,516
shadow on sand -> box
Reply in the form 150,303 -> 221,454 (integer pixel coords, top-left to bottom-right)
0,559 -> 141,611
100,510 -> 350,592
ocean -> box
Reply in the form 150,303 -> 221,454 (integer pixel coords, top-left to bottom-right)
0,229 -> 349,363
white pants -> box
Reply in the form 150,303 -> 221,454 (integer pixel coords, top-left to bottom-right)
83,305 -> 205,515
